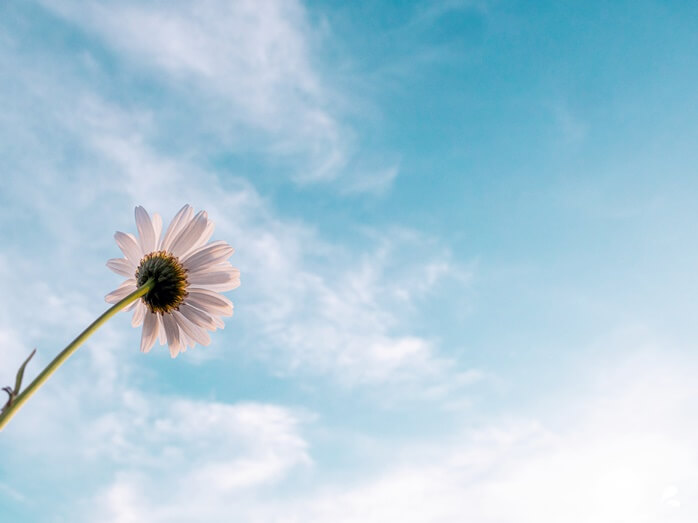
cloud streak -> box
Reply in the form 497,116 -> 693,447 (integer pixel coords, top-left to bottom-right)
74,347 -> 698,523
39,0 -> 372,187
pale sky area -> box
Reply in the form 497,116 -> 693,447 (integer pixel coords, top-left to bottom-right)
2,1 -> 698,521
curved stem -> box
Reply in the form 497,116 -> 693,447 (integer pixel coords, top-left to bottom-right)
0,278 -> 155,432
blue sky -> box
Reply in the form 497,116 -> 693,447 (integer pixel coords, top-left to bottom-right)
2,0 -> 698,520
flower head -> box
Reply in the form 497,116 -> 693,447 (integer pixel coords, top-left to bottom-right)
106,205 -> 240,357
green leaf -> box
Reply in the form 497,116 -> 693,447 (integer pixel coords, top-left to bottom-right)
1,386 -> 13,411
13,348 -> 36,395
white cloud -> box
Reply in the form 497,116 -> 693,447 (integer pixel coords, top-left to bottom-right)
245,226 -> 473,387
75,346 -> 698,523
289,351 -> 698,522
297,349 -> 697,523
39,0 -> 366,186
340,165 -> 400,195
80,396 -> 310,523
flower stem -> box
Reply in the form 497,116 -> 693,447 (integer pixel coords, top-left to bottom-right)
0,278 -> 156,432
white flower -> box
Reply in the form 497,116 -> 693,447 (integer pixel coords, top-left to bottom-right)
105,205 -> 240,358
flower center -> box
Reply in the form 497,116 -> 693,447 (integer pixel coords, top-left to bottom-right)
135,251 -> 188,314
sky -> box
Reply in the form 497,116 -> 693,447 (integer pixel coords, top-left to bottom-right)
1,0 -> 698,521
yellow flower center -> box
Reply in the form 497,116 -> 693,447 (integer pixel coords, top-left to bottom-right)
135,251 -> 188,314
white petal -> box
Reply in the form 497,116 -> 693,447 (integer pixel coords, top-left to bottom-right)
140,312 -> 158,353
177,331 -> 192,351
186,289 -> 233,316
173,310 -> 211,346
188,219 -> 215,253
114,232 -> 143,264
179,302 -> 217,330
183,241 -> 234,272
181,239 -> 227,262
156,314 -> 166,345
105,280 -> 137,304
124,300 -> 139,311
107,258 -> 136,278
177,326 -> 192,348
161,204 -> 193,252
135,206 -> 157,253
152,213 -> 163,250
169,211 -> 208,258
162,313 -> 182,357
187,265 -> 240,287
172,314 -> 198,350
188,287 -> 233,307
191,281 -> 240,292
131,301 -> 146,327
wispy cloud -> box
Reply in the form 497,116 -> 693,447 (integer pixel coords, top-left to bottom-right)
248,227 -> 473,387
73,345 -> 698,522
339,165 -> 400,195
37,0 -> 399,190
90,398 -> 311,521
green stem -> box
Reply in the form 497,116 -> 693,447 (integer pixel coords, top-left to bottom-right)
0,278 -> 155,432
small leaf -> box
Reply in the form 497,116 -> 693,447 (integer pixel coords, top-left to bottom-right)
2,386 -> 13,412
13,348 -> 36,396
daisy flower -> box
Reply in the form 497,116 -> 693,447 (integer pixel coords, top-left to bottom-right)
105,205 -> 240,358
